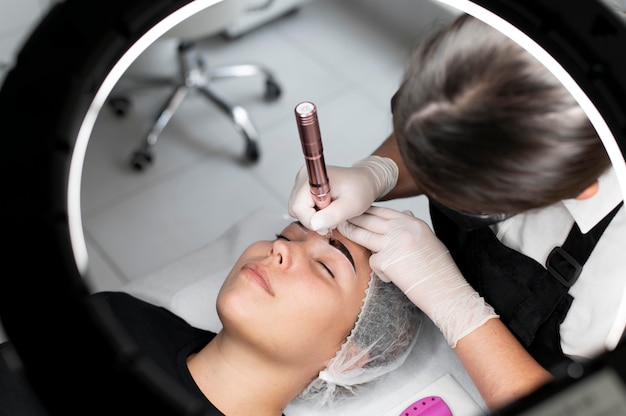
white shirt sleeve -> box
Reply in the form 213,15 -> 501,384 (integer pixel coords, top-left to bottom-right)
492,168 -> 625,360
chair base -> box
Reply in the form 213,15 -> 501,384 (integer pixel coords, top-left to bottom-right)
109,40 -> 281,171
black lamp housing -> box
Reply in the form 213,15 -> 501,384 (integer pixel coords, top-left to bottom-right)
0,0 -> 624,414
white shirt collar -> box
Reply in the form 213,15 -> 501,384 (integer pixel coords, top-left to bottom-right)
561,167 -> 623,233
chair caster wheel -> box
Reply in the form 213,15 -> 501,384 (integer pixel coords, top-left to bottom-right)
109,96 -> 131,117
244,141 -> 260,163
264,79 -> 281,101
130,149 -> 153,170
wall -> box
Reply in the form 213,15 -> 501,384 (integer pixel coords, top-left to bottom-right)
343,0 -> 460,46
0,0 -> 57,83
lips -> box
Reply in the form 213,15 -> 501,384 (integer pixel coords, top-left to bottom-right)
242,264 -> 274,296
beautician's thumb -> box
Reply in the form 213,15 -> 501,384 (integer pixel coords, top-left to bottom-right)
336,219 -> 375,247
309,199 -> 359,235
309,209 -> 341,235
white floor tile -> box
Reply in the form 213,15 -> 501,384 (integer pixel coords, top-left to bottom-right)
83,237 -> 129,292
83,159 -> 286,280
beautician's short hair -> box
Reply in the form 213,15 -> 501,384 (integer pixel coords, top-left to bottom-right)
393,14 -> 611,215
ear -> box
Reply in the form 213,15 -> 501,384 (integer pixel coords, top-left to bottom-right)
575,181 -> 599,200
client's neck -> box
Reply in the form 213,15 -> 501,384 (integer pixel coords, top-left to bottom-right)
186,331 -> 317,416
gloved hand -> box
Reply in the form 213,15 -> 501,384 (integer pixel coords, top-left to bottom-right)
288,155 -> 398,235
338,206 -> 498,348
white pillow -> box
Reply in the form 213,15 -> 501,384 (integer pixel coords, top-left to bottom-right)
122,209 -> 292,332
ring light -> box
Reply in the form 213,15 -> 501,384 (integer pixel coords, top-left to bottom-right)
0,0 -> 624,414
438,0 -> 626,199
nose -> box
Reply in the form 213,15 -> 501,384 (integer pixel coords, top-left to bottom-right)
270,239 -> 293,269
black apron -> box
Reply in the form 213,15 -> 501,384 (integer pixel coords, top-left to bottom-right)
430,201 -> 623,374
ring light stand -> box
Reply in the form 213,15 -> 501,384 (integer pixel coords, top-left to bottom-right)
0,0 -> 624,414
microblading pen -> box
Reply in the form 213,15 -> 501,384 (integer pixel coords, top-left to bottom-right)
294,101 -> 331,210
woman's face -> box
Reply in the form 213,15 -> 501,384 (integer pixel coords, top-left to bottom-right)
217,221 -> 372,369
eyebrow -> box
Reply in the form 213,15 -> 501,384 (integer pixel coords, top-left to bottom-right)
293,221 -> 356,272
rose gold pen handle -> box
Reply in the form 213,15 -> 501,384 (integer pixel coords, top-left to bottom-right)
295,101 -> 331,210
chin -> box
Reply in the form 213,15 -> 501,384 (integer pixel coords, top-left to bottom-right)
216,289 -> 263,329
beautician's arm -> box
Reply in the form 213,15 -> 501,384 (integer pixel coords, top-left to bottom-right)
338,206 -> 553,411
455,318 -> 553,410
372,132 -> 422,200
372,134 -> 554,408
370,137 -> 553,408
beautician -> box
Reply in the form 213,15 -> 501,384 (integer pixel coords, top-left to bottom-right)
288,14 -> 625,411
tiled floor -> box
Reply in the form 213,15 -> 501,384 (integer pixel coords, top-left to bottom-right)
80,0 -> 458,293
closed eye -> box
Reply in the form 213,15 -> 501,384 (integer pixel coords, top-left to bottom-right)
275,234 -> 289,241
318,261 -> 335,278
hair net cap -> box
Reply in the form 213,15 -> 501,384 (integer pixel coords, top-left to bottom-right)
294,273 -> 424,407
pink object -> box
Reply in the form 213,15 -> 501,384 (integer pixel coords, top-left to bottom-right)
295,101 -> 331,210
399,396 -> 453,416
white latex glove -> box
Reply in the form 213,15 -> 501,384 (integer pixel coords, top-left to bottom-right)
288,156 -> 398,235
338,206 -> 498,348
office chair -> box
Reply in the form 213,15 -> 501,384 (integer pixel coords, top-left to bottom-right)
108,0 -> 282,170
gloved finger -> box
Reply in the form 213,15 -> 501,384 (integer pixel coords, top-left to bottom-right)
289,194 -> 317,230
371,271 -> 391,283
364,205 -> 416,220
368,251 -> 390,278
337,220 -> 386,252
344,210 -> 392,235
309,195 -> 365,233
312,223 -> 332,237
346,204 -> 417,235
288,166 -> 317,229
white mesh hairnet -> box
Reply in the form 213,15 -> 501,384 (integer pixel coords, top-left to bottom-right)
294,273 -> 424,408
